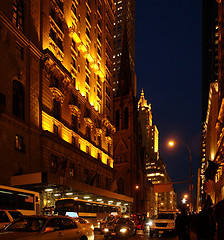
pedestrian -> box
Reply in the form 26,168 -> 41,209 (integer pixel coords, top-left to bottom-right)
175,207 -> 190,240
195,196 -> 216,240
214,197 -> 224,240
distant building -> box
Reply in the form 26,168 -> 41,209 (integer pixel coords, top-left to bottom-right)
138,90 -> 176,215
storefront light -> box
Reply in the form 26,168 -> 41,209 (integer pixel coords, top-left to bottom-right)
45,188 -> 53,192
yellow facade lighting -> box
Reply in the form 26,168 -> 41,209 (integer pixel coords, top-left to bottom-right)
85,53 -> 94,62
72,32 -> 81,43
78,43 -> 87,53
91,62 -> 99,70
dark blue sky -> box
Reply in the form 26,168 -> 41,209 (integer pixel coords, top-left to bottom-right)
135,0 -> 202,205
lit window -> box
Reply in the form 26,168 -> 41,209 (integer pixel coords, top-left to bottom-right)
13,0 -> 24,31
15,135 -> 25,152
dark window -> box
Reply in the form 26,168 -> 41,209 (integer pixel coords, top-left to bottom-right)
96,174 -> 100,187
71,56 -> 76,70
84,169 -> 89,184
16,42 -> 24,60
106,178 -> 110,190
12,0 -> 23,31
97,153 -> 101,161
55,0 -> 64,12
98,135 -> 101,147
46,218 -> 61,231
8,210 -> 22,220
17,194 -> 34,210
72,136 -> 76,146
0,211 -> 10,223
72,115 -> 78,132
86,126 -> 91,140
86,145 -> 90,154
69,163 -> 75,178
0,93 -> 6,113
61,218 -> 77,229
123,107 -> 128,129
53,124 -> 58,136
85,75 -> 90,85
13,80 -> 24,120
50,155 -> 59,173
15,135 -> 25,152
53,99 -> 61,120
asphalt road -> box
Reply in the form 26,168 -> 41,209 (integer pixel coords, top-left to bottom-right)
95,229 -> 200,240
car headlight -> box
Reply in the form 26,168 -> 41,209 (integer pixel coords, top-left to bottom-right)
120,228 -> 127,233
147,221 -> 153,226
104,228 -> 109,232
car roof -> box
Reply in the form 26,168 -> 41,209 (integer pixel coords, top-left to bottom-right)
0,209 -> 21,212
19,215 -> 73,219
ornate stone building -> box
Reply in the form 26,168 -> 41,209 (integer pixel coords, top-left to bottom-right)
0,0 -> 133,213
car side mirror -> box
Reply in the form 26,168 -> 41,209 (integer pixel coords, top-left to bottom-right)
44,227 -> 55,233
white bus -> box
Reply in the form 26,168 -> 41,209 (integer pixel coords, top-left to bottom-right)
55,198 -> 121,229
0,185 -> 40,215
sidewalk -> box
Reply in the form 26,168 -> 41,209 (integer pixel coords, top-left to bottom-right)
190,231 -> 217,240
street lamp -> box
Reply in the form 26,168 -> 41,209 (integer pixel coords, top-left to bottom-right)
168,140 -> 193,212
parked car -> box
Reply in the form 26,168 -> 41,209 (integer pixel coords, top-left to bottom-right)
148,212 -> 177,237
0,210 -> 23,230
100,215 -> 120,232
0,215 -> 94,240
103,217 -> 136,238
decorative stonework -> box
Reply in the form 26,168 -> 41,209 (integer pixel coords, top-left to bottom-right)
49,37 -> 64,62
49,87 -> 65,103
69,104 -> 81,118
84,117 -> 94,128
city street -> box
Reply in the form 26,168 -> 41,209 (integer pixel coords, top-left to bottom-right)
95,230 -> 200,240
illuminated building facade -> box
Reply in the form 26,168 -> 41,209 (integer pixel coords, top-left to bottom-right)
198,0 -> 219,211
113,0 -> 135,96
138,90 -> 176,214
198,0 -> 224,209
0,0 -> 133,213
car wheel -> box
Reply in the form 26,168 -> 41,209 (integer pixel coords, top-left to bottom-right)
80,237 -> 87,240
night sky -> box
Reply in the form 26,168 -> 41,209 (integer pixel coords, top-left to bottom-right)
135,0 -> 202,205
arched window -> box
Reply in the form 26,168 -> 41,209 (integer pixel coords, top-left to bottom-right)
115,109 -> 120,130
13,80 -> 24,120
123,107 -> 128,129
13,0 -> 24,31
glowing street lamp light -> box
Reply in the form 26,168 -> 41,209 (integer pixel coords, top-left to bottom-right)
168,140 -> 193,212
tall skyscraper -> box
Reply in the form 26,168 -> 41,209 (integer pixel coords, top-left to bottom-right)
113,0 -> 136,96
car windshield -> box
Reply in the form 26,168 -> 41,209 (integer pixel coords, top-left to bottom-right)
8,211 -> 23,220
116,218 -> 129,224
157,214 -> 175,220
5,217 -> 47,232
